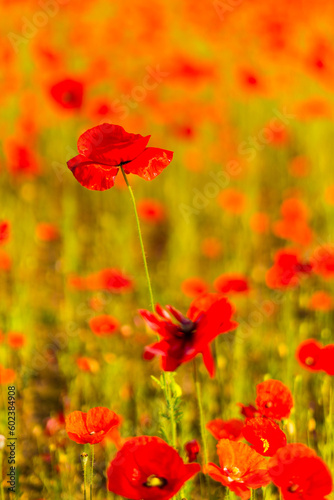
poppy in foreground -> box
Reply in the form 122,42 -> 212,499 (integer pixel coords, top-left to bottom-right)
242,417 -> 287,457
140,293 -> 237,376
106,436 -> 200,500
65,407 -> 120,444
204,439 -> 270,499
67,124 -> 173,190
268,443 -> 333,499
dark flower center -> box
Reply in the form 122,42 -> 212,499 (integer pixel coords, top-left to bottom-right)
265,401 -> 273,408
143,475 -> 168,488
63,91 -> 75,103
305,356 -> 315,366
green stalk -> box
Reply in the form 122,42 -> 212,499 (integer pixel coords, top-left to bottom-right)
120,166 -> 154,311
80,452 -> 88,500
90,445 -> 94,500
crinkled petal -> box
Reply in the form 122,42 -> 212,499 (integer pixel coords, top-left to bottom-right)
67,154 -> 118,191
123,147 -> 173,181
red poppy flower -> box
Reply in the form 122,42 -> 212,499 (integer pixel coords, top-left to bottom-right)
50,78 -> 84,109
181,277 -> 209,298
0,365 -> 16,384
204,439 -> 270,500
309,291 -> 333,311
7,332 -> 26,349
206,418 -> 244,441
266,249 -> 313,289
214,274 -> 250,295
256,379 -> 293,421
137,199 -> 166,223
67,124 -> 173,191
0,251 -> 11,271
242,417 -> 287,457
184,439 -> 200,462
0,222 -> 9,245
76,357 -> 100,373
296,339 -> 323,372
106,436 -> 200,500
68,268 -> 133,293
36,223 -> 60,242
268,443 -> 333,500
140,293 -> 237,376
89,315 -> 119,336
45,413 -> 65,436
65,407 -> 120,444
5,140 -> 39,177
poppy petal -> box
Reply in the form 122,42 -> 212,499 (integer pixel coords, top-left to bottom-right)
123,147 -> 173,181
67,154 -> 119,191
77,123 -> 150,165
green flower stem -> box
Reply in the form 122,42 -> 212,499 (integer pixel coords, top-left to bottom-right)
120,167 -> 178,451
90,445 -> 94,500
120,166 -> 154,311
80,452 -> 88,500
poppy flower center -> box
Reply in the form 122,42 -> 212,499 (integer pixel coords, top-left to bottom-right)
224,466 -> 242,482
265,401 -> 273,408
287,483 -> 301,493
305,356 -> 315,366
63,91 -> 75,103
143,475 -> 168,488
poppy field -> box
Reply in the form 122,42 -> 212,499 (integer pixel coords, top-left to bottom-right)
1,0 -> 334,499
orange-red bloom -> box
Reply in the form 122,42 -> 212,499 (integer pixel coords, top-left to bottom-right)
107,436 -> 200,500
50,78 -> 84,109
296,339 -> 323,372
68,268 -> 133,293
36,223 -> 60,242
214,274 -> 250,295
181,277 -> 209,298
242,417 -> 287,457
255,379 -> 293,421
268,443 -> 333,500
205,439 -> 270,499
89,315 -> 119,336
184,439 -> 200,462
141,293 -> 237,376
65,407 -> 120,444
7,332 -> 26,349
137,199 -> 166,223
206,418 -> 244,441
266,249 -> 312,289
0,365 -> 16,384
67,124 -> 173,191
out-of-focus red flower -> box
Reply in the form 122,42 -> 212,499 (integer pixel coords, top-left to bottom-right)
45,413 -> 65,436
76,357 -> 100,373
107,436 -> 200,500
266,249 -> 312,289
218,189 -> 246,214
0,365 -> 16,384
296,339 -> 323,372
181,277 -> 209,298
4,140 -> 39,177
68,268 -> 133,293
140,294 -> 237,376
65,407 -> 120,445
250,213 -> 269,234
0,222 -> 10,245
309,291 -> 333,311
36,223 -> 60,242
312,245 -> 334,280
238,68 -> 265,94
256,379 -> 293,421
89,315 -> 119,336
288,156 -> 310,177
242,417 -> 287,457
204,439 -> 270,500
137,199 -> 166,223
268,443 -> 333,500
50,78 -> 84,109
214,274 -> 250,295
67,124 -> 173,191
273,198 -> 313,246
184,439 -> 200,462
206,418 -> 244,441
7,332 -> 26,349
201,237 -> 222,258
0,251 -> 11,271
